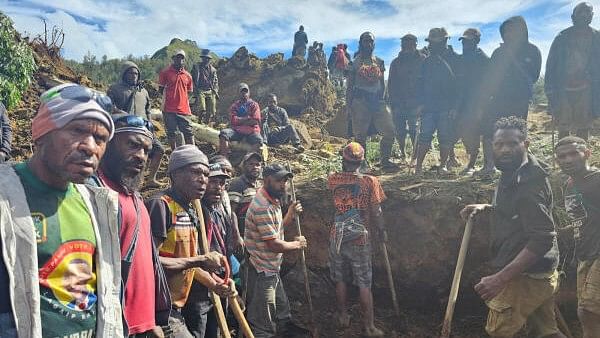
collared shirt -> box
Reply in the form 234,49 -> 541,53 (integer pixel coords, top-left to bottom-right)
244,188 -> 284,273
158,66 -> 193,115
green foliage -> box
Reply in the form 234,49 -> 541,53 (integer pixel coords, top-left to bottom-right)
532,76 -> 547,106
0,12 -> 37,109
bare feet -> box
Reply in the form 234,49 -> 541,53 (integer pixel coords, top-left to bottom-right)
364,325 -> 384,337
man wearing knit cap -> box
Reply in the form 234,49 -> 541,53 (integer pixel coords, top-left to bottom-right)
159,50 -> 195,151
146,145 -> 233,338
327,142 -> 386,336
0,83 -> 123,337
92,114 -> 170,337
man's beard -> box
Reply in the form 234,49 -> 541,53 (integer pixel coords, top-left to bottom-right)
266,185 -> 284,199
494,155 -> 524,172
102,148 -> 145,192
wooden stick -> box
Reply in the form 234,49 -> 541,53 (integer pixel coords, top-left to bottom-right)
193,200 -> 232,338
555,303 -> 574,338
380,231 -> 400,317
287,163 -> 319,338
441,216 -> 474,338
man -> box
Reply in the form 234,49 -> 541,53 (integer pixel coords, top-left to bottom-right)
191,49 -> 219,124
328,142 -> 385,337
330,44 -> 351,89
107,61 -> 165,188
347,32 -> 397,169
0,102 -> 12,162
219,83 -> 263,156
387,34 -> 425,164
244,164 -> 309,337
147,145 -> 233,338
456,28 -> 490,175
261,93 -> 304,152
229,152 -> 263,235
461,117 -> 565,338
95,114 -> 169,337
554,136 -> 600,337
546,2 -> 600,141
183,162 -> 242,337
479,16 -> 541,176
292,25 -> 308,58
415,28 -> 461,175
159,50 -> 194,150
0,83 -> 122,337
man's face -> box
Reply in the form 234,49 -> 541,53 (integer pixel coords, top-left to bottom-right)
264,176 -> 288,199
172,55 -> 185,68
268,96 -> 278,109
556,143 -> 590,176
200,56 -> 210,65
492,129 -> 528,172
461,39 -> 477,53
429,39 -> 448,53
240,88 -> 250,100
360,37 -> 375,54
243,157 -> 262,180
401,40 -> 417,52
502,24 -> 525,45
172,163 -> 209,200
124,68 -> 139,86
37,118 -> 110,184
205,176 -> 226,204
102,132 -> 152,191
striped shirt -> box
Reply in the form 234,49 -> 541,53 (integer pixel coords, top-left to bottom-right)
244,187 -> 284,273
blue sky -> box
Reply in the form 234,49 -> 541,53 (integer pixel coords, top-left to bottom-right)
2,0 -> 597,74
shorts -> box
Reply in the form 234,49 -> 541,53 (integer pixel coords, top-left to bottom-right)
577,258 -> 600,315
392,107 -> 418,135
350,96 -> 395,142
329,239 -> 372,288
163,112 -> 194,139
219,128 -> 263,145
485,271 -> 560,338
418,111 -> 454,148
456,111 -> 482,155
555,87 -> 593,131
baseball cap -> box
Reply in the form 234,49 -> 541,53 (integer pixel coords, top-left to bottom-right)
173,49 -> 186,58
425,28 -> 449,42
241,152 -> 263,165
208,163 -> 231,178
459,28 -> 481,41
342,142 -> 365,163
263,164 -> 293,180
239,82 -> 249,92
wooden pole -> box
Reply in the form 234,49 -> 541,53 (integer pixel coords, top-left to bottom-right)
287,163 -> 319,338
441,216 -> 474,338
380,230 -> 400,317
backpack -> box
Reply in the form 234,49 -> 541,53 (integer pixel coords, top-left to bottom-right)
335,47 -> 349,70
331,179 -> 368,253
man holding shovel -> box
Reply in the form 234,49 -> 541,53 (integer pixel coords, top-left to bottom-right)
460,117 -> 565,338
328,142 -> 385,337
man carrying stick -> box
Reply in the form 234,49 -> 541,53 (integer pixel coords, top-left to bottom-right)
461,117 -> 565,338
244,164 -> 309,338
328,142 -> 385,337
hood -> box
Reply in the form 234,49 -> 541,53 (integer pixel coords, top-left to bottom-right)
120,61 -> 140,85
500,16 -> 529,43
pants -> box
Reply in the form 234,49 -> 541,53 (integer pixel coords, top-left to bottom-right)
196,90 -> 217,119
163,112 -> 194,144
163,310 -> 194,338
418,111 -> 454,149
392,107 -> 418,153
246,266 -> 292,338
0,313 -> 16,338
219,128 -> 263,145
182,299 -> 218,338
350,96 -> 395,161
578,258 -> 600,315
266,125 -> 301,146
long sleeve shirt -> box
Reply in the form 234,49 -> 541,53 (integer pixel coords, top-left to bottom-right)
229,98 -> 261,135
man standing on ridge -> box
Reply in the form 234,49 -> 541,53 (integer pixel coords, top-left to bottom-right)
191,49 -> 219,125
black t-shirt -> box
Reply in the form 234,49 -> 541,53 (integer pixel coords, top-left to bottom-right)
564,170 -> 600,261
0,236 -> 11,313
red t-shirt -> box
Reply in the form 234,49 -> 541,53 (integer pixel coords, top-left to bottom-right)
100,174 -> 156,334
159,65 -> 193,115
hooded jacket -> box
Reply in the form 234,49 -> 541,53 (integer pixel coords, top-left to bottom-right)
486,16 -> 542,116
107,61 -> 152,119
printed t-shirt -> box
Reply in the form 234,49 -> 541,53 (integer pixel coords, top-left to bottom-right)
564,170 -> 600,261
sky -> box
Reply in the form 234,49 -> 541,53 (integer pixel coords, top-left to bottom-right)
2,0 -> 598,75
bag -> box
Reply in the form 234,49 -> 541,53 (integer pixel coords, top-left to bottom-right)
335,47 -> 349,70
332,181 -> 368,253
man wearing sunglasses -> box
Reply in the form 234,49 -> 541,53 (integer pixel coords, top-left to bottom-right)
159,50 -> 195,151
0,83 -> 123,337
108,61 -> 165,188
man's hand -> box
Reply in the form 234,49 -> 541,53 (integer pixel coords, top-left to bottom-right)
211,279 -> 236,298
149,326 -> 165,338
201,251 -> 226,272
460,204 -> 492,221
286,201 -> 303,220
294,235 -> 307,249
474,273 -> 507,301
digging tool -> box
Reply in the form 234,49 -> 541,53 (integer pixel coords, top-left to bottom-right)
555,303 -> 574,338
193,200 -> 255,338
441,215 -> 474,338
287,163 -> 319,338
411,117 -> 421,174
380,229 -> 401,317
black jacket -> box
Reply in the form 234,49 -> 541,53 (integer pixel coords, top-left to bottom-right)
0,103 -> 12,157
417,45 -> 461,112
490,154 -> 559,273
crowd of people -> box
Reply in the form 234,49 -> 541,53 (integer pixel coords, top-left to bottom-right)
0,2 -> 599,338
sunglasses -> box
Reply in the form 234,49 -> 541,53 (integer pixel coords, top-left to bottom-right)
43,84 -> 114,113
114,114 -> 154,132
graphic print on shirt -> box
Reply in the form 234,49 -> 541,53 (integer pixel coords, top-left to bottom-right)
565,192 -> 588,240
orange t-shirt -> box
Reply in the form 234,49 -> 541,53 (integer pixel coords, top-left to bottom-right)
327,172 -> 386,215
158,66 -> 193,115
